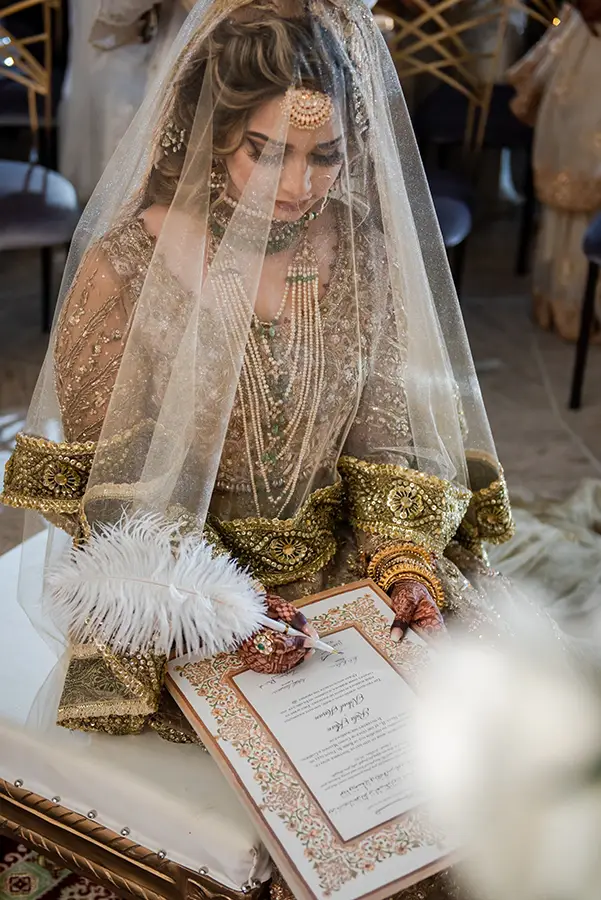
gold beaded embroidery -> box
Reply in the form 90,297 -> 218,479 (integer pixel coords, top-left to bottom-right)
0,433 -> 95,536
57,635 -> 166,735
148,711 -> 204,746
339,456 -> 472,556
454,518 -> 488,561
455,460 -> 514,556
58,642 -> 202,743
148,692 -> 206,747
209,481 -> 344,588
270,868 -> 295,900
56,713 -> 147,736
471,474 -> 515,543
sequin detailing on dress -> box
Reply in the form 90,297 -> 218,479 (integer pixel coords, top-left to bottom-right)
0,433 -> 95,537
339,455 -> 472,555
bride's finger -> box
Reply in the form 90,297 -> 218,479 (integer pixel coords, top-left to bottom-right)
390,619 -> 410,643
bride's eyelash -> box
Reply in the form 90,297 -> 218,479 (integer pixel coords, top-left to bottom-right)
312,150 -> 343,167
246,139 -> 343,168
246,140 -> 280,166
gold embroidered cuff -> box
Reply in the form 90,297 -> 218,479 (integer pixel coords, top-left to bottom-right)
0,433 -> 96,537
455,453 -> 515,556
367,541 -> 446,609
470,474 -> 515,544
57,639 -> 165,733
339,456 -> 471,556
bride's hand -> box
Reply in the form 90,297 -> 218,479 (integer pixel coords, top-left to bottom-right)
238,593 -> 319,674
390,580 -> 446,643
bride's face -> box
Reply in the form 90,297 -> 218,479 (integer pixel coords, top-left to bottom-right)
225,94 -> 344,222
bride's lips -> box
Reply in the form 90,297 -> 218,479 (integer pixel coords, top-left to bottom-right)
275,199 -> 312,217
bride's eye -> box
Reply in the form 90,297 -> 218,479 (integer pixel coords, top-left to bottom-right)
246,139 -> 281,167
311,150 -> 344,167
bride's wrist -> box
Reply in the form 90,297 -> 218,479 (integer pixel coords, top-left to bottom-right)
367,541 -> 445,609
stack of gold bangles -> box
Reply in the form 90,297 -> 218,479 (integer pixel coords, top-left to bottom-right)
367,541 -> 446,610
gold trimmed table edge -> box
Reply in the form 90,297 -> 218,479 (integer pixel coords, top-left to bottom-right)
0,777 -> 267,900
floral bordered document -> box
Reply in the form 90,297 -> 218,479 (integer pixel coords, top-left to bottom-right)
166,579 -> 451,900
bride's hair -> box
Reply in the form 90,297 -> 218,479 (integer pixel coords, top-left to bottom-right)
145,11 -> 357,207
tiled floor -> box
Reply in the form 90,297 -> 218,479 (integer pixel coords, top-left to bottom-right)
464,217 -> 601,500
1,212 -> 600,554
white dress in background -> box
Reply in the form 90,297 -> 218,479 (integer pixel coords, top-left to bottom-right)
58,1 -> 188,202
509,8 -> 601,341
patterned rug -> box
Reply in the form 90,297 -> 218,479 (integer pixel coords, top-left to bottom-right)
0,838 -> 118,900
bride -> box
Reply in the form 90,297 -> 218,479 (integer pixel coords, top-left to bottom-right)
2,0 -> 514,890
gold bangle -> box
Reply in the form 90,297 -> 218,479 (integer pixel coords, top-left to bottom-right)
367,542 -> 446,609
367,541 -> 433,586
369,541 -> 434,570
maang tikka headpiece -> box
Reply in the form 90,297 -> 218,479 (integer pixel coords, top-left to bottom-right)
281,87 -> 334,131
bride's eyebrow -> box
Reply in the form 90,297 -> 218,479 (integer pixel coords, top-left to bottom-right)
247,131 -> 285,147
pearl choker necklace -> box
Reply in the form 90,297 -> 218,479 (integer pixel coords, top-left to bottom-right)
209,174 -> 327,255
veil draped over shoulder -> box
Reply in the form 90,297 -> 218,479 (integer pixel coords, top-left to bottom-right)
2,0 -> 510,736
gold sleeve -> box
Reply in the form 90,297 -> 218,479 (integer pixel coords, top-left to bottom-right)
454,453 -> 514,560
55,232 -> 142,445
338,455 -> 472,601
338,455 -> 472,556
338,453 -> 513,599
0,223 -> 153,536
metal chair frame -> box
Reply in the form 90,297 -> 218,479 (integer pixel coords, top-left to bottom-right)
0,0 -> 62,155
382,0 -> 560,153
0,0 -> 73,331
569,260 -> 599,410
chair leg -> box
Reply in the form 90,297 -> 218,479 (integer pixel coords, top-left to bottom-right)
41,246 -> 53,333
516,155 -> 536,276
39,127 -> 59,171
569,261 -> 599,410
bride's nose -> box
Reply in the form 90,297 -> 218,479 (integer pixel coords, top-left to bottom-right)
279,157 -> 312,202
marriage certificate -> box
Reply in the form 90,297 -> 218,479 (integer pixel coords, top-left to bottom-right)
166,580 -> 451,900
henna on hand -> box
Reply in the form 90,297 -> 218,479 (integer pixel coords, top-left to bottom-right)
389,580 -> 445,642
238,593 -> 317,675
412,594 -> 446,635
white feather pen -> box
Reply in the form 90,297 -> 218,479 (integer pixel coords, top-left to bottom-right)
45,513 -> 266,658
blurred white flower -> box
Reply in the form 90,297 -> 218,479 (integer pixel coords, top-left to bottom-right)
416,590 -> 601,900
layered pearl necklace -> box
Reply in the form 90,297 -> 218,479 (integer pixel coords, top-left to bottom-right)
210,199 -> 325,516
